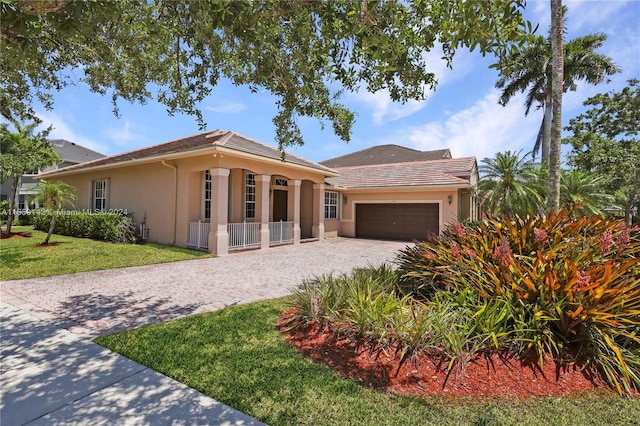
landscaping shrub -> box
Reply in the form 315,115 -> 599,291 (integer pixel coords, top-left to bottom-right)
17,212 -> 32,225
31,210 -> 138,243
0,200 -> 10,223
398,212 -> 640,393
289,210 -> 640,394
115,215 -> 138,243
289,264 -> 398,330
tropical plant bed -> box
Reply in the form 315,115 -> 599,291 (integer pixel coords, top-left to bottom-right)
286,211 -> 640,396
279,308 -> 635,398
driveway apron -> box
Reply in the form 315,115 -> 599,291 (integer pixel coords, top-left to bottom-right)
1,238 -> 408,425
2,238 -> 407,338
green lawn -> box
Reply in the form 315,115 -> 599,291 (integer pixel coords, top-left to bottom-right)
0,226 -> 210,280
95,298 -> 640,426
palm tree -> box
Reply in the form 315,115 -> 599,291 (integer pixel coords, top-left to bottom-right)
478,151 -> 543,218
495,26 -> 619,164
32,180 -> 77,245
547,0 -> 564,213
560,170 -> 615,216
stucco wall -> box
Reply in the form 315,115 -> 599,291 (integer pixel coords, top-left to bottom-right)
52,150 -> 329,249
54,162 -> 175,245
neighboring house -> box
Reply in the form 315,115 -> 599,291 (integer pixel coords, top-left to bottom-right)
320,145 -> 480,241
321,144 -> 452,167
0,139 -> 105,209
37,131 -> 479,255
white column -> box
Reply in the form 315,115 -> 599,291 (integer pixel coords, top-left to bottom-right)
256,174 -> 271,249
288,179 -> 301,244
208,168 -> 230,256
312,183 -> 325,240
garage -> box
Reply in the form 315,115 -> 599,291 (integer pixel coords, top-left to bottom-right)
355,203 -> 439,241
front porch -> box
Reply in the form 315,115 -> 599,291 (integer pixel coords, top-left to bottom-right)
180,166 -> 327,256
187,220 -> 295,251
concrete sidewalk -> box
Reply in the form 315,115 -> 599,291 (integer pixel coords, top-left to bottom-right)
0,301 -> 264,425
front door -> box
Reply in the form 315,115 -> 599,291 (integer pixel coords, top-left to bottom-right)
273,190 -> 288,222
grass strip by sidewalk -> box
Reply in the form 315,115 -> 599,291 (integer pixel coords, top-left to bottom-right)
95,297 -> 640,426
0,226 -> 210,281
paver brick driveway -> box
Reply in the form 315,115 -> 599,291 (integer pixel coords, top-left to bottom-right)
1,238 -> 408,338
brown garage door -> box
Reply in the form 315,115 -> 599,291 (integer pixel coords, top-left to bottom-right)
356,203 -> 439,241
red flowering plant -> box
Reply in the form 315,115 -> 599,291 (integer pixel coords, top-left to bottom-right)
396,210 -> 640,394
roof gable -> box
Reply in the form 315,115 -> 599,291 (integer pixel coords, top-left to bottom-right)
320,144 -> 452,168
50,139 -> 105,163
326,157 -> 476,189
39,130 -> 336,177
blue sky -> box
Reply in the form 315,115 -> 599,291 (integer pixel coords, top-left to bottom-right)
35,0 -> 639,165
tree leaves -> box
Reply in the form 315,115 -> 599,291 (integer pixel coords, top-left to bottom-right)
1,0 -> 530,149
565,80 -> 640,223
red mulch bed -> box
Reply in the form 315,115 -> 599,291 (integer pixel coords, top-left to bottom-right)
278,308 -> 636,398
36,242 -> 61,247
0,231 -> 32,239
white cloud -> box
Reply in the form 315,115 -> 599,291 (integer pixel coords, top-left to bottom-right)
347,45 -> 479,125
565,0 -> 630,33
404,89 -> 541,160
104,120 -> 148,148
350,90 -> 427,125
206,100 -> 248,114
36,110 -> 109,155
525,0 -> 550,31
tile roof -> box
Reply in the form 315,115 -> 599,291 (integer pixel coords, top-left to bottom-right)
50,139 -> 105,163
326,157 -> 476,189
39,130 -> 336,177
320,144 -> 452,168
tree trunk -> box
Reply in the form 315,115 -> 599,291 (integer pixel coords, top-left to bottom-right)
44,211 -> 56,244
541,92 -> 552,164
4,174 -> 20,235
625,202 -> 632,225
546,0 -> 564,213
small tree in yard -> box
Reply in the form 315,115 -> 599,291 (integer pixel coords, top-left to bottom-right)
32,181 -> 76,245
0,121 -> 59,235
565,80 -> 640,224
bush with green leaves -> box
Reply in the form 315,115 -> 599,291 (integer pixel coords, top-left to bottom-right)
0,200 -> 10,224
0,200 -> 31,225
289,211 -> 640,394
31,210 -> 138,243
401,211 -> 640,393
288,264 -> 398,328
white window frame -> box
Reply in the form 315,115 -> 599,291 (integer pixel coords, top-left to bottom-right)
92,179 -> 109,212
244,172 -> 256,220
203,170 -> 212,220
324,191 -> 339,220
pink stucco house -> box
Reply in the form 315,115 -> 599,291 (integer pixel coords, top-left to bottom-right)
38,130 -> 479,255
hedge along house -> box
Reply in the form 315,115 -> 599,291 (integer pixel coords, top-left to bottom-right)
37,130 -> 338,255
320,145 -> 480,241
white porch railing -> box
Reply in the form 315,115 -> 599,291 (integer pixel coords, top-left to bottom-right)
228,221 -> 260,249
188,221 -> 210,250
269,220 -> 294,245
